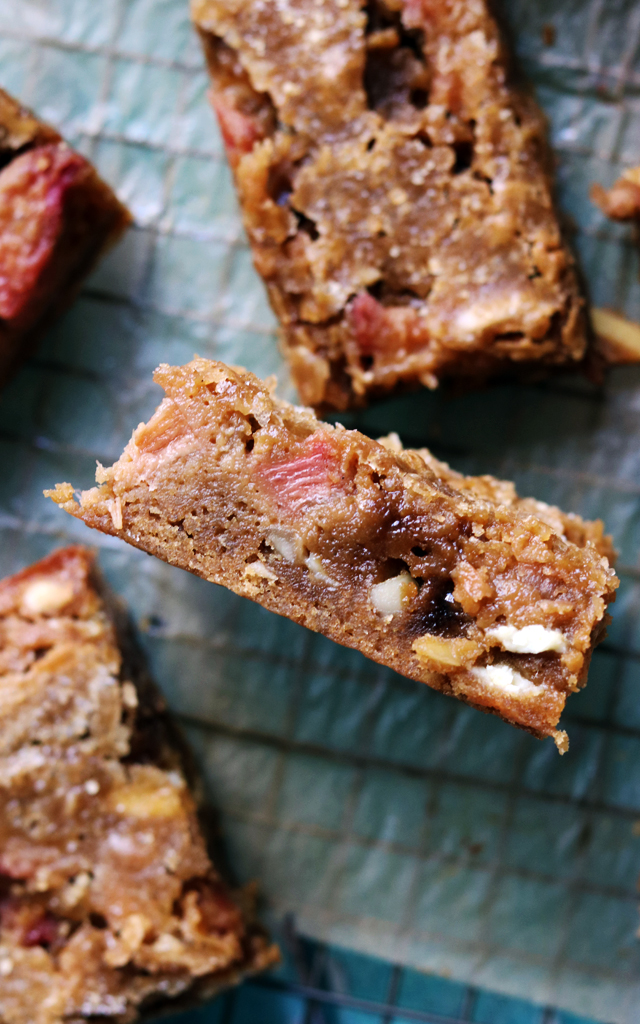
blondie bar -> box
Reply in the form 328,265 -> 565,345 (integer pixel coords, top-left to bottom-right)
0,547 -> 277,1024
0,89 -> 130,388
192,0 -> 586,408
48,361 -> 618,751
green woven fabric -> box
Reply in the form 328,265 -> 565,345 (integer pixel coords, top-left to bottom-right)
0,2 -> 639,1021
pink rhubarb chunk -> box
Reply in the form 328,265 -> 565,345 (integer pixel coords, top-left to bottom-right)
259,435 -> 346,511
211,92 -> 265,168
350,292 -> 426,355
0,143 -> 89,322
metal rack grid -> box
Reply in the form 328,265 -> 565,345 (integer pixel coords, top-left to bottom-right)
0,1 -> 639,1023
168,920 -> 601,1023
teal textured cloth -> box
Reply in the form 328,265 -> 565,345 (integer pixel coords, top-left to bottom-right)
0,2 -> 639,1021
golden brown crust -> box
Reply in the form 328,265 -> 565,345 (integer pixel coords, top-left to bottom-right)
192,0 -> 587,409
0,89 -> 131,390
377,434 -> 616,563
0,546 -> 277,1024
47,359 -> 618,751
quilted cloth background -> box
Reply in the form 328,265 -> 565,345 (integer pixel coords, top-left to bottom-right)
1,1 -> 640,1021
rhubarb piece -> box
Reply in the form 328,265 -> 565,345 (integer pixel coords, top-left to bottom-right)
0,88 -> 131,388
591,167 -> 640,223
0,546 -> 277,1024
47,360 -> 618,751
191,0 -> 587,409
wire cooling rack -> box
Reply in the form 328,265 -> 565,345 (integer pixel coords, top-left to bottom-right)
1,1 -> 640,1022
168,919 -> 598,1023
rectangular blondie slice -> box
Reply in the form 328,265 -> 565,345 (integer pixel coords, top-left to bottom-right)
0,546 -> 277,1024
0,89 -> 131,388
192,0 -> 587,408
47,360 -> 618,751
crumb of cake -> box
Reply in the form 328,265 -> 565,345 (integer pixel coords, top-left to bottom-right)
191,0 -> 587,409
591,167 -> 640,222
0,89 -> 130,390
47,359 -> 618,749
0,546 -> 278,1024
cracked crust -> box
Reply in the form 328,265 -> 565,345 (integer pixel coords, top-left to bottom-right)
47,359 -> 618,751
192,0 -> 587,408
0,546 -> 278,1024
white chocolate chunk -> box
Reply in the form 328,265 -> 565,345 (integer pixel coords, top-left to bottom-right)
471,664 -> 540,697
21,579 -> 74,616
266,527 -> 307,564
370,572 -> 417,617
488,624 -> 566,654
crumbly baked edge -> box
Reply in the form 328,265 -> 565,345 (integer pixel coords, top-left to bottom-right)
0,546 -> 278,1024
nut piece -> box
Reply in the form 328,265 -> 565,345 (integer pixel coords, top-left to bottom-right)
21,578 -> 74,616
244,560 -> 278,581
305,553 -> 338,586
370,572 -> 418,617
266,527 -> 307,564
591,308 -> 640,366
413,634 -> 481,668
